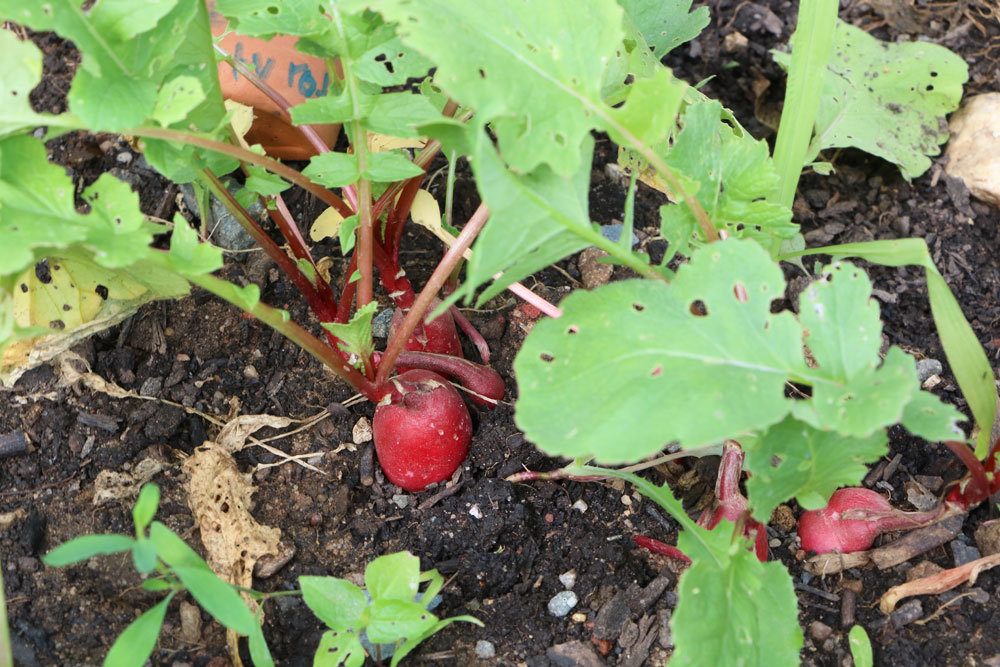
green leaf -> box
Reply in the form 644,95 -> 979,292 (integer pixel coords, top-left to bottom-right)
103,594 -> 174,667
168,216 -> 223,276
378,0 -> 625,176
784,240 -> 995,456
291,92 -> 376,126
132,483 -> 160,536
672,523 -> 802,667
321,302 -> 378,361
313,630 -> 365,667
300,576 -> 369,632
365,551 -> 421,602
215,0 -> 329,38
244,166 -> 291,197
131,539 -> 159,575
795,262 -> 918,436
356,36 -> 432,86
618,0 -> 710,58
90,0 -> 180,41
172,565 -> 257,636
141,578 -> 174,593
367,93 -> 440,139
303,153 -> 361,188
365,599 -> 437,645
390,615 -> 483,667
247,621 -> 275,667
462,131 -> 592,305
661,101 -> 796,255
848,625 -> 874,667
745,417 -> 887,521
606,68 -> 686,147
0,30 -> 55,137
338,215 -> 360,255
364,151 -> 423,182
900,390 -> 966,442
43,534 -> 135,567
152,75 -> 206,127
80,174 -> 161,269
515,240 -> 804,462
774,20 -> 968,179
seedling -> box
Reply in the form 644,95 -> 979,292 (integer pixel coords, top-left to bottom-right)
42,484 -> 476,666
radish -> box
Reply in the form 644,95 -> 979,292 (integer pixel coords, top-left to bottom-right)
373,369 -> 472,492
390,298 -> 463,359
797,487 -> 944,554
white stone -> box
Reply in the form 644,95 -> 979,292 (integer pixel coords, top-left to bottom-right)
946,93 -> 1000,206
352,417 -> 373,444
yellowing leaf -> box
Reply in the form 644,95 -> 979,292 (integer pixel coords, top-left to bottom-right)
368,131 -> 425,153
225,99 -> 255,150
310,206 -> 345,242
408,189 -> 442,234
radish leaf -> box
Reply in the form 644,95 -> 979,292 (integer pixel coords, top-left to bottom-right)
773,20 -> 967,179
744,417 -> 887,520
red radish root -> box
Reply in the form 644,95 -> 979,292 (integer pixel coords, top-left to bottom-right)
373,370 -> 472,492
797,487 -> 945,554
396,351 -> 505,409
390,298 -> 463,359
633,535 -> 692,566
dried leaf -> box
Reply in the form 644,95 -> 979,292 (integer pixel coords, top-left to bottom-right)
182,443 -> 282,595
215,413 -> 294,453
880,552 -> 1000,613
93,458 -> 165,506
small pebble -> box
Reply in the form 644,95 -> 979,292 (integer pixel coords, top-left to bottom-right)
548,591 -> 578,617
116,152 -> 133,165
391,494 -> 410,509
558,570 -> 577,590
769,538 -> 781,548
810,620 -> 832,642
371,308 -> 394,338
571,612 -> 587,623
352,417 -> 373,444
469,504 -> 483,519
916,358 -> 943,382
951,539 -> 981,567
890,600 -> 923,628
975,519 -> 1000,556
572,499 -> 589,513
243,365 -> 259,380
474,640 -> 496,659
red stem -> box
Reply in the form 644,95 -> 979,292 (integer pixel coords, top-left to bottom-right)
633,535 -> 692,566
944,440 -> 992,508
336,254 -> 359,323
376,204 -> 491,385
449,306 -> 490,364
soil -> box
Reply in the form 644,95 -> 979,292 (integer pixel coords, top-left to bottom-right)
3,3 -> 1000,666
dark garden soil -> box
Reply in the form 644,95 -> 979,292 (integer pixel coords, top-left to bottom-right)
3,2 -> 1000,666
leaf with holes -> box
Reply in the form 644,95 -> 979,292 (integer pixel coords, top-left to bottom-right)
744,417 -> 888,521
672,521 -> 802,666
659,101 -> 796,261
377,0 -> 625,176
773,20 -> 967,179
0,30 -> 59,137
515,240 -> 806,462
618,0 -> 709,58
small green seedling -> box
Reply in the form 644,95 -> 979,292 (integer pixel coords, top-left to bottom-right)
42,485 -> 476,666
849,625 -> 874,667
43,484 -> 275,667
302,552 -> 481,667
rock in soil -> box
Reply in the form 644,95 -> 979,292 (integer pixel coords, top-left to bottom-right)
474,640 -> 496,659
945,93 -> 1000,205
548,591 -> 579,617
546,640 -> 605,667
578,247 -> 613,289
976,519 -> 1000,556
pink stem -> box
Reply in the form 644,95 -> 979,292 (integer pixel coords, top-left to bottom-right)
449,305 -> 490,364
394,351 -> 504,407
376,204 -> 491,386
508,282 -> 562,318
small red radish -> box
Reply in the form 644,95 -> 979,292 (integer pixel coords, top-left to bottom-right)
798,487 -> 943,554
390,298 -> 463,359
373,369 -> 472,492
